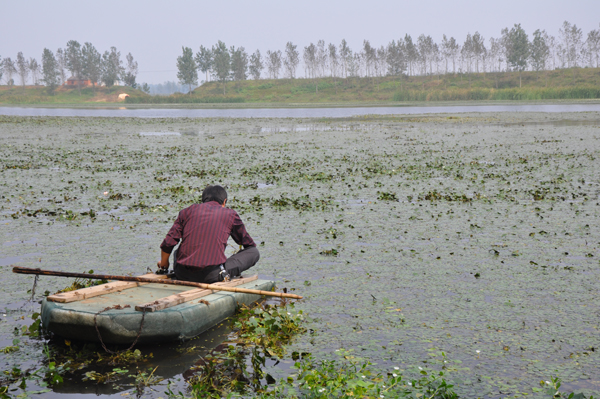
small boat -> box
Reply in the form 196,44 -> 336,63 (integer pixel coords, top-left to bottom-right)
40,273 -> 274,344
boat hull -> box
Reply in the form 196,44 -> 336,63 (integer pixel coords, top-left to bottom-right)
41,279 -> 275,344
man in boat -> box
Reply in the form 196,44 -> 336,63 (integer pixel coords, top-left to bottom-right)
157,185 -> 260,283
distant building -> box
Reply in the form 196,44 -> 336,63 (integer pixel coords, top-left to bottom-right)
64,76 -> 92,87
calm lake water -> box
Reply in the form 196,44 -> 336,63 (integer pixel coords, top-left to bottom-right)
1,103 -> 600,118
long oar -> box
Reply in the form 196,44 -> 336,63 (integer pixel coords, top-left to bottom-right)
12,266 -> 303,300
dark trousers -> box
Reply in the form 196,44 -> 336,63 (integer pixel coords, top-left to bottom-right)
173,246 -> 260,284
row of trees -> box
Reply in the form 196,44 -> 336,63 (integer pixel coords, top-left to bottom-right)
0,41 -> 139,94
176,21 -> 600,93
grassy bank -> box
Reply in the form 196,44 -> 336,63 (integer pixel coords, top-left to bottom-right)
0,85 -> 143,105
2,67 -> 600,105
124,67 -> 600,104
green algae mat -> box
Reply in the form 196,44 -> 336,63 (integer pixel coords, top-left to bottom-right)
1,112 -> 599,397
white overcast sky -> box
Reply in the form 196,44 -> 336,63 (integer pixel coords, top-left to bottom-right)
1,0 -> 598,84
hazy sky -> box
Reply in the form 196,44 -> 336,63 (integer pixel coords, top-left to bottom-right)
2,0 -> 598,84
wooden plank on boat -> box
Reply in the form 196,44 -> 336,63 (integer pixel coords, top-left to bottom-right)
47,273 -> 169,303
135,275 -> 259,312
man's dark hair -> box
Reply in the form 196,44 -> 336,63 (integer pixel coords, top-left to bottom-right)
202,185 -> 227,204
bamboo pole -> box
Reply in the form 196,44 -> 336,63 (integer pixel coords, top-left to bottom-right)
12,266 -> 303,300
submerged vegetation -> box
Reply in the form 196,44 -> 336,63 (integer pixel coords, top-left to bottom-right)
1,113 -> 599,397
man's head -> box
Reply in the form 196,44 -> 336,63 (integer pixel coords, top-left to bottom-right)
202,185 -> 228,205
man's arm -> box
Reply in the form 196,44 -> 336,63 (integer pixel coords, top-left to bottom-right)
158,210 -> 185,269
157,249 -> 170,270
230,211 -> 256,248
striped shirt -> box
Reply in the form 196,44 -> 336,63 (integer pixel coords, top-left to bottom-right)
160,201 -> 255,268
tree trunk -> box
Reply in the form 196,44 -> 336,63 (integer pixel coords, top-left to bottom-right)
519,71 -> 522,88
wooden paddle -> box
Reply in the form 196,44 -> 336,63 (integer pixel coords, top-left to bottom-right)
12,266 -> 303,300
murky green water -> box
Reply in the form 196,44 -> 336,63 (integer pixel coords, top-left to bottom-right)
1,112 -> 599,397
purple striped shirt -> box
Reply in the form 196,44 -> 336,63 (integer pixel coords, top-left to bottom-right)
160,201 -> 255,268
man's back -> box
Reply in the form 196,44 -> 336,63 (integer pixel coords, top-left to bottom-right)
160,201 -> 255,268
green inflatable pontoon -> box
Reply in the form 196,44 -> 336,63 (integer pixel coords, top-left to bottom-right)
40,274 -> 274,344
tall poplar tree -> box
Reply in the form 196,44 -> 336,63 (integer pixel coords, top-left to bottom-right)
16,52 -> 29,87
66,40 -> 84,93
249,50 -> 263,80
404,35 -> 417,76
41,48 -> 59,94
123,53 -> 138,87
284,42 -> 300,79
3,57 -> 16,85
29,58 -> 40,85
506,23 -> 530,87
230,46 -> 248,81
530,29 -> 549,76
176,46 -> 198,94
101,47 -> 124,87
82,42 -> 102,91
212,41 -> 230,95
266,50 -> 282,79
195,45 -> 213,83
55,48 -> 67,84
587,28 -> 600,68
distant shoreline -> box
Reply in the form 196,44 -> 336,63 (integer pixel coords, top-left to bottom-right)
2,98 -> 600,110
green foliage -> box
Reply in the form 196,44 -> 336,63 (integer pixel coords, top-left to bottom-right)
258,82 -> 274,89
176,46 -> 198,93
393,86 -> 600,101
377,191 -> 398,201
195,45 -> 213,82
165,303 -> 305,398
531,29 -> 550,72
65,40 -> 83,83
279,350 -> 458,399
319,248 -> 339,256
54,269 -> 108,293
82,42 -> 102,88
129,366 -> 163,395
125,94 -> 244,104
234,303 -> 305,357
3,66 -> 600,104
507,23 -> 530,72
536,376 -> 595,399
101,46 -> 124,87
212,40 -> 231,94
21,312 -> 42,337
41,48 -> 59,95
0,85 -> 144,104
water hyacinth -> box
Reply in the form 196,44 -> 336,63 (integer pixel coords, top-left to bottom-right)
1,113 -> 599,398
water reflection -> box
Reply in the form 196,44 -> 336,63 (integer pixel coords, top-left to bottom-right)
50,320 -> 232,396
2,103 -> 600,118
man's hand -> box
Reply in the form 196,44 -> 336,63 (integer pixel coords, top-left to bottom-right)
158,249 -> 171,270
157,259 -> 169,269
